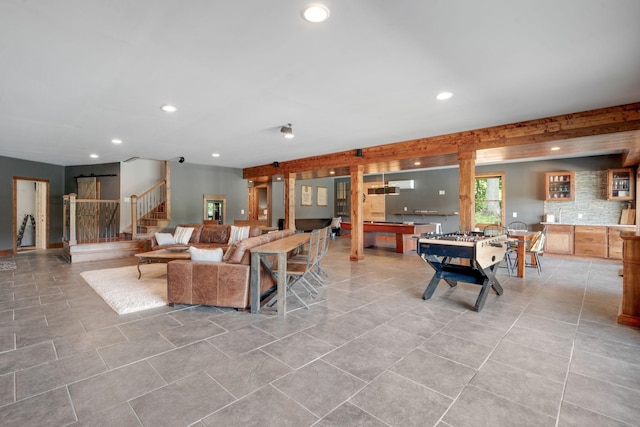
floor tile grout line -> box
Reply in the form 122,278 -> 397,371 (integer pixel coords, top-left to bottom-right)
554,259 -> 590,427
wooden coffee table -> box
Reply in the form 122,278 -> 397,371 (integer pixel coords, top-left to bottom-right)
134,248 -> 190,279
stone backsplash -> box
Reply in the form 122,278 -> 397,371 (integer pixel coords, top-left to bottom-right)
543,170 -> 631,225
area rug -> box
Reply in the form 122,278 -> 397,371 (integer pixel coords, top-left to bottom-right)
0,261 -> 17,271
80,264 -> 168,314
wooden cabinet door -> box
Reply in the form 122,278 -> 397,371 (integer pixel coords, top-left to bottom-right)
545,225 -> 574,254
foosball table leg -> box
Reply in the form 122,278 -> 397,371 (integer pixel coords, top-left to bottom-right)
473,278 -> 492,312
422,273 -> 457,300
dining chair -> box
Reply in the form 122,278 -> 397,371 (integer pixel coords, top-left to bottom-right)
482,225 -> 513,276
272,229 -> 321,309
506,221 -> 528,270
507,221 -> 528,232
513,227 -> 547,275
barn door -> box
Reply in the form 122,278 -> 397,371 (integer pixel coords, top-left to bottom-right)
77,177 -> 100,241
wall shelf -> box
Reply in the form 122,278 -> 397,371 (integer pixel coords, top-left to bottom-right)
545,171 -> 575,201
607,168 -> 634,201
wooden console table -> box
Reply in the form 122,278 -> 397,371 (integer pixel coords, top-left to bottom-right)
619,232 -> 640,327
250,233 -> 310,316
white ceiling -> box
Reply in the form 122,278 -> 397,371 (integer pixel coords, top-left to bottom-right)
1,0 -> 639,169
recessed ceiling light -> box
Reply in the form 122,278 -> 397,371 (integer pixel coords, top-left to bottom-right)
111,138 -> 122,144
302,3 -> 330,23
414,161 -> 421,166
436,92 -> 453,100
161,104 -> 177,113
90,154 -> 99,158
550,146 -> 561,151
211,153 -> 220,157
329,170 -> 335,175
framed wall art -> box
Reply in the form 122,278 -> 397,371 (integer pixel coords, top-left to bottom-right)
301,185 -> 313,206
317,186 -> 328,206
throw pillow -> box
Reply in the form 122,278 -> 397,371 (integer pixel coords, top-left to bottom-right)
174,226 -> 194,245
228,225 -> 250,244
155,232 -> 175,245
189,246 -> 223,262
223,241 -> 239,262
331,217 -> 342,228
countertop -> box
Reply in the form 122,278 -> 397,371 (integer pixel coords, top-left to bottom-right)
541,222 -> 636,228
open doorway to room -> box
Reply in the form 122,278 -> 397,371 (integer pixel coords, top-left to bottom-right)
203,195 -> 226,224
248,182 -> 271,225
13,177 -> 49,253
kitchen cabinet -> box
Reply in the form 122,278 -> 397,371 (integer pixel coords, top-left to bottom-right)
545,171 -> 575,201
608,226 -> 636,259
574,225 -> 607,258
607,168 -> 634,201
545,224 -> 574,255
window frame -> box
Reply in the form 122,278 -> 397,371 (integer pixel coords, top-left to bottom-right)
474,172 -> 506,229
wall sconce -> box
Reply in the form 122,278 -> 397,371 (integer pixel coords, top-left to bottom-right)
356,149 -> 364,157
273,161 -> 280,168
280,123 -> 294,139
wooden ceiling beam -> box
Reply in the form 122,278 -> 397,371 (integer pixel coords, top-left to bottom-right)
243,102 -> 640,180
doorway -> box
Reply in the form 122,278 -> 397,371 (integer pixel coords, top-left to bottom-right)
13,177 -> 49,253
248,183 -> 271,225
203,195 -> 226,224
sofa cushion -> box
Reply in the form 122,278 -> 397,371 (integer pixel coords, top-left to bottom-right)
155,232 -> 175,245
189,246 -> 223,262
199,225 -> 230,244
174,226 -> 195,245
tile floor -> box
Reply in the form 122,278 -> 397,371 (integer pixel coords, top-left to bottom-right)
0,238 -> 639,426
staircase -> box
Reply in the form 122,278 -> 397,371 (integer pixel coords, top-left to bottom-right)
122,202 -> 170,240
63,163 -> 172,262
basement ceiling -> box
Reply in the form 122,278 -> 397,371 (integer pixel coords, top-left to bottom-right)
1,1 -> 639,169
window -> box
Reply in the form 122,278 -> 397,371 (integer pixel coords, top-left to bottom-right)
475,172 -> 505,228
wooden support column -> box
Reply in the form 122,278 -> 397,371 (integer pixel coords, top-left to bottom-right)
458,150 -> 476,232
284,173 -> 296,230
350,165 -> 365,261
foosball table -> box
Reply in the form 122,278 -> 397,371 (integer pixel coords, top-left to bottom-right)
416,232 -> 510,312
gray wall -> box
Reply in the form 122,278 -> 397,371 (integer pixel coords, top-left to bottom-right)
169,161 -> 248,230
295,177 -> 335,219
64,163 -> 120,199
0,156 -> 65,250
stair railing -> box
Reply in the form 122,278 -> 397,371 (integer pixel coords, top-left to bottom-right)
130,179 -> 168,240
63,193 -> 120,243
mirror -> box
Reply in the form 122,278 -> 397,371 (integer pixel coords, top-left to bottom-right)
203,194 -> 226,224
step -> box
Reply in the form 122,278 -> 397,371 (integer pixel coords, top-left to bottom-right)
64,240 -> 146,263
